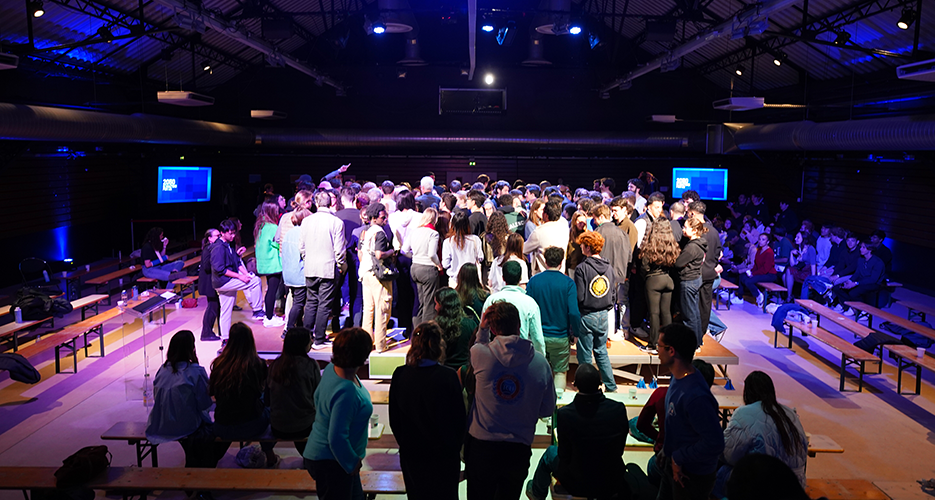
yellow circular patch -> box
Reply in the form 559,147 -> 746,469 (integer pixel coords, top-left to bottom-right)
589,275 -> 610,298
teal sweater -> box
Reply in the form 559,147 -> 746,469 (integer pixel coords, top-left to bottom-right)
303,365 -> 373,473
255,223 -> 282,275
526,269 -> 581,338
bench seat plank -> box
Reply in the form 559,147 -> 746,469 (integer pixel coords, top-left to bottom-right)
783,320 -> 879,392
898,300 -> 935,322
804,479 -> 889,500
845,301 -> 935,342
886,345 -> 935,395
795,300 -> 875,338
757,282 -> 788,313
714,279 -> 739,311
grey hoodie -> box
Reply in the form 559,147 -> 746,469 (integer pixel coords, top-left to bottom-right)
469,335 -> 555,446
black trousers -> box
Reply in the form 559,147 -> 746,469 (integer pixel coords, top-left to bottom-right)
304,277 -> 337,343
332,250 -> 359,331
262,273 -> 282,319
393,257 -> 417,335
699,278 -> 715,340
201,297 -> 219,338
400,452 -> 461,500
305,458 -> 364,500
645,273 -> 674,347
466,436 -> 532,500
288,286 -> 306,329
411,263 -> 440,328
630,271 -> 647,331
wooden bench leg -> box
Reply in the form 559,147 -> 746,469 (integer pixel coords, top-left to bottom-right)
84,325 -> 105,358
134,440 -> 159,467
858,360 -> 865,393
916,363 -> 922,395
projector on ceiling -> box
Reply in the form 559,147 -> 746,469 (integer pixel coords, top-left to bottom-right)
712,97 -> 765,111
157,91 -> 214,106
0,53 -> 19,70
896,58 -> 935,82
251,110 -> 287,120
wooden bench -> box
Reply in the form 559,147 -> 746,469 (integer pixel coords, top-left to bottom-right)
782,320 -> 880,392
794,299 -> 876,340
757,282 -> 788,313
1,295 -> 108,352
15,307 -> 121,374
845,301 -> 935,344
0,466 -> 405,499
86,265 -> 143,305
715,278 -> 739,310
886,345 -> 935,395
804,479 -> 889,500
898,300 -> 935,323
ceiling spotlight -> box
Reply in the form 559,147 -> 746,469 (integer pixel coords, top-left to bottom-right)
481,23 -> 495,32
372,20 -> 386,34
735,65 -> 744,76
29,1 -> 44,17
202,60 -> 211,71
97,26 -> 114,41
569,25 -> 582,35
833,30 -> 850,45
773,58 -> 781,66
484,73 -> 494,85
897,8 -> 916,30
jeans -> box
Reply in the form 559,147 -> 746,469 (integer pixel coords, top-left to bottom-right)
142,260 -> 184,281
680,276 -> 703,347
708,310 -> 728,336
305,458 -> 364,500
832,283 -> 881,307
801,275 -> 833,299
304,276 -> 337,344
645,273 -> 675,347
261,273 -> 282,320
216,275 -> 263,339
287,286 -> 306,329
577,311 -> 617,392
466,436 -> 532,500
738,273 -> 776,299
530,445 -> 559,499
201,297 -> 219,338
410,263 -> 440,328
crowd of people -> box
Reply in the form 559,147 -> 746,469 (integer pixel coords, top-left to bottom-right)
135,165 -> 878,500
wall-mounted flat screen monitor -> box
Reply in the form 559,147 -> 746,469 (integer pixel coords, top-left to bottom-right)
157,166 -> 212,203
671,168 -> 728,201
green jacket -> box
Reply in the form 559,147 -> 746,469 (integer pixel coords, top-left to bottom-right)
256,222 -> 282,275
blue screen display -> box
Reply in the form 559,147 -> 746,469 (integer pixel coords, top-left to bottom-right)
157,167 -> 212,204
671,168 -> 728,201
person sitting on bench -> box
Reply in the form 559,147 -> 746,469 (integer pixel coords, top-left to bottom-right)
141,227 -> 187,282
525,363 -> 632,500
146,330 -> 227,469
829,239 -> 885,316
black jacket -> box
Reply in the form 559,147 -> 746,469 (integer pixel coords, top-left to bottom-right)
555,392 -> 632,499
700,221 -> 722,281
675,237 -> 707,281
210,240 -> 241,289
595,222 -> 631,285
574,256 -> 616,315
198,244 -> 217,298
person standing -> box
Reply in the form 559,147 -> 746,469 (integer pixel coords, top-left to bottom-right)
573,231 -> 617,393
359,203 -> 395,352
592,204 -> 631,339
466,301 -> 555,500
334,188 -> 363,332
255,202 -> 286,328
640,218 -> 679,353
675,219 -> 708,347
212,220 -> 264,343
299,191 -> 347,349
687,201 -> 721,340
481,261 -> 545,356
657,323 -> 724,500
389,322 -> 465,500
402,208 -> 443,327
525,246 -> 580,396
198,229 -> 221,341
524,201 -> 570,275
303,328 -> 374,500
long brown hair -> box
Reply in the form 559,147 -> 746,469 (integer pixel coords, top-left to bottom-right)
485,211 -> 509,257
569,210 -> 588,242
210,322 -> 264,395
254,202 -> 280,240
500,233 -> 525,268
448,210 -> 471,250
528,199 -> 545,226
406,322 -> 446,366
641,218 -> 679,266
455,263 -> 488,307
269,327 -> 312,387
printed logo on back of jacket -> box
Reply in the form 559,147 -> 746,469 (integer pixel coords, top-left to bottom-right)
589,275 -> 610,298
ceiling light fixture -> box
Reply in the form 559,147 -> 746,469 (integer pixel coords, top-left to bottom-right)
372,20 -> 386,34
569,24 -> 582,35
97,26 -> 114,41
484,73 -> 494,85
897,8 -> 916,30
29,1 -> 44,17
202,60 -> 211,71
773,58 -> 781,66
735,65 -> 744,76
833,30 -> 850,45
481,23 -> 495,32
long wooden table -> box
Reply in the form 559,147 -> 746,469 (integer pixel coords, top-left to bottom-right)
794,299 -> 875,339
845,301 -> 935,342
570,337 -> 740,383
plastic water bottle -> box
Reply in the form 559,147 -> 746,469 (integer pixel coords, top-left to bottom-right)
121,289 -> 129,304
132,286 -> 139,300
13,307 -> 23,323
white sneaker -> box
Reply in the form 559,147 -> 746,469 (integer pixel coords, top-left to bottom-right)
730,295 -> 744,305
843,308 -> 855,317
756,293 -> 765,307
263,316 -> 285,328
608,332 -> 626,342
832,304 -> 844,313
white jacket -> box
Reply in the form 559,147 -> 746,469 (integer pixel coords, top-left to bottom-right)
722,401 -> 808,488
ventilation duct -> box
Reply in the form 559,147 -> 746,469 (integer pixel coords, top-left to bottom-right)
376,0 -> 416,34
0,104 -> 254,146
398,35 -> 427,66
731,115 -> 935,151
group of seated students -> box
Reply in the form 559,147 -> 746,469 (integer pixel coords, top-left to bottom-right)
717,195 -> 893,317
145,317 -> 815,500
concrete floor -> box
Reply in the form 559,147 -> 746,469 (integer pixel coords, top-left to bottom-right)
2,287 -> 935,499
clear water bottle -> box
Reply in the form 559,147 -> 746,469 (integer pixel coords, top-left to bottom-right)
13,307 -> 23,323
121,288 -> 129,304
132,286 -> 139,300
